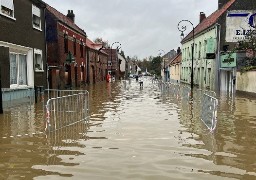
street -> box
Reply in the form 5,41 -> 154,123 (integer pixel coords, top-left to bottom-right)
0,77 -> 256,179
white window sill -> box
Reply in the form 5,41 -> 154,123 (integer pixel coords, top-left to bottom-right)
10,85 -> 33,90
35,70 -> 44,72
33,26 -> 42,32
0,12 -> 16,21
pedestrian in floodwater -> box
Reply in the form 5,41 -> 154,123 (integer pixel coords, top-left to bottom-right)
139,78 -> 143,87
135,75 -> 139,81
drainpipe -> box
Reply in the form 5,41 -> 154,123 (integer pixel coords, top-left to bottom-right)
0,67 -> 3,114
215,23 -> 221,93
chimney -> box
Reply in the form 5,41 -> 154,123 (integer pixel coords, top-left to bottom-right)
199,12 -> 206,23
218,0 -> 229,9
67,10 -> 75,23
177,47 -> 181,54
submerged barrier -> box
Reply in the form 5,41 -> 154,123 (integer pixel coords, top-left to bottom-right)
155,80 -> 219,131
201,93 -> 218,131
45,89 -> 89,132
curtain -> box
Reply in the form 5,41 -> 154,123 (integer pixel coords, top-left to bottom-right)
18,54 -> 27,85
10,54 -> 17,84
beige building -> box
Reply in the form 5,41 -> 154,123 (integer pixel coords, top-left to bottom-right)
169,52 -> 182,83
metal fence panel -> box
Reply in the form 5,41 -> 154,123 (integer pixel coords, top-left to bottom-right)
201,93 -> 218,131
45,92 -> 89,132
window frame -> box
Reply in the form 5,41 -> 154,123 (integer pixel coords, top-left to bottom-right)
32,4 -> 41,31
10,52 -> 28,88
0,0 -> 16,20
34,49 -> 44,72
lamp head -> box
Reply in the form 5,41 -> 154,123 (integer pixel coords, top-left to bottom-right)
180,31 -> 185,39
65,51 -> 76,64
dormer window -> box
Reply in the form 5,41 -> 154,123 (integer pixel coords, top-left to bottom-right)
1,0 -> 14,19
32,4 -> 41,30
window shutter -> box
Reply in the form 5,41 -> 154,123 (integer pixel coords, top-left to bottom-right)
0,46 -> 10,88
32,4 -> 40,17
1,0 -> 14,10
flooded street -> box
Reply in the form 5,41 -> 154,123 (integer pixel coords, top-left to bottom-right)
1,77 -> 256,180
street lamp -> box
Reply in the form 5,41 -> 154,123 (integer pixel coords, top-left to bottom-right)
110,42 -> 121,77
177,20 -> 195,90
158,49 -> 166,82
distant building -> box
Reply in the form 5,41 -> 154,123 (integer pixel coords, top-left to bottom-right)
118,53 -> 126,79
86,39 -> 108,84
104,49 -> 121,80
169,48 -> 182,83
162,49 -> 176,82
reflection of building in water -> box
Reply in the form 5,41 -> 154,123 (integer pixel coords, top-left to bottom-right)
0,120 -> 88,179
212,96 -> 256,173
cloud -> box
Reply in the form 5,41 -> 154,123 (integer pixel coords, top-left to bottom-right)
44,0 -> 217,59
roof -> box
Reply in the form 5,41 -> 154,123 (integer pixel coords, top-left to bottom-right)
46,5 -> 86,36
170,53 -> 182,64
86,38 -> 96,49
181,0 -> 235,43
169,53 -> 182,66
86,38 -> 108,55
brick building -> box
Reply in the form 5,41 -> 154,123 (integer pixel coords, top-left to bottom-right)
104,49 -> 120,80
45,5 -> 87,89
86,39 -> 108,84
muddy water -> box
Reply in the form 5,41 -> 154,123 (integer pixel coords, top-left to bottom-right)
0,77 -> 256,179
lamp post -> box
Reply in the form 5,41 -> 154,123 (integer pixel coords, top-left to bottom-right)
177,20 -> 195,90
158,49 -> 166,82
110,42 -> 121,77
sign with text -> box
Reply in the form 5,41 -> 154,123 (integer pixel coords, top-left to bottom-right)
220,53 -> 237,68
226,10 -> 256,42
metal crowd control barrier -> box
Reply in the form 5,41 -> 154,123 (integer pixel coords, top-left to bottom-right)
201,93 -> 218,131
181,86 -> 191,101
45,90 -> 89,132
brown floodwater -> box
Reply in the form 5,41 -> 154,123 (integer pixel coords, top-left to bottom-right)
0,77 -> 256,180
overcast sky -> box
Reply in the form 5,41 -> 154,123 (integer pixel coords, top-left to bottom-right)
43,0 -> 218,59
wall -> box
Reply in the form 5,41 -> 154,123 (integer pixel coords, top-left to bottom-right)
0,0 -> 47,88
181,27 -> 217,90
236,71 -> 256,94
170,64 -> 181,83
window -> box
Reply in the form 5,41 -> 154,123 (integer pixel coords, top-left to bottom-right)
34,49 -> 43,71
73,38 -> 76,56
80,41 -> 84,57
32,5 -> 41,30
1,0 -> 14,18
204,40 -> 207,56
199,42 -> 201,59
194,44 -> 197,58
64,34 -> 68,53
10,53 -> 27,86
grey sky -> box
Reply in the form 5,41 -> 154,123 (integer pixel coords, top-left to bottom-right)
43,0 -> 218,59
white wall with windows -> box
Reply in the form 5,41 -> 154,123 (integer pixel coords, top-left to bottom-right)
181,26 -> 217,90
0,41 -> 34,89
